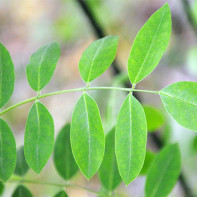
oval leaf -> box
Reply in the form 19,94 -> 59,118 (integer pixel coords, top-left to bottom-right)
143,105 -> 165,132
54,191 -> 68,197
12,185 -> 33,197
26,42 -> 60,91
160,81 -> 197,131
0,119 -> 16,181
145,143 -> 181,197
71,93 -> 105,179
128,3 -> 171,85
0,42 -> 15,108
115,93 -> 147,185
79,36 -> 119,83
54,124 -> 78,180
14,146 -> 29,176
99,128 -> 121,191
24,101 -> 54,173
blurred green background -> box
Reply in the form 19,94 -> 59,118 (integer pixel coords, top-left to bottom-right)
1,0 -> 197,196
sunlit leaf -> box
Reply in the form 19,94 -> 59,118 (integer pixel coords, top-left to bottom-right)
12,185 -> 33,197
145,143 -> 181,197
0,119 -> 16,181
24,101 -> 54,173
54,124 -> 78,180
54,191 -> 68,197
115,93 -> 147,185
79,36 -> 119,83
26,42 -> 60,91
160,81 -> 197,131
99,128 -> 121,191
0,42 -> 15,108
128,3 -> 171,85
14,146 -> 29,176
71,93 -> 105,179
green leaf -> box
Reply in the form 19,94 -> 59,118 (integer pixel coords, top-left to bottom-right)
0,181 -> 4,195
128,3 -> 171,85
159,81 -> 197,131
145,143 -> 181,197
24,101 -> 54,173
143,105 -> 165,132
79,36 -> 119,83
26,42 -> 60,91
186,47 -> 197,77
0,119 -> 16,181
0,42 -> 15,108
54,124 -> 78,180
140,151 -> 155,175
71,93 -> 105,179
14,146 -> 29,176
12,185 -> 33,197
115,94 -> 147,185
99,128 -> 122,191
54,191 -> 68,197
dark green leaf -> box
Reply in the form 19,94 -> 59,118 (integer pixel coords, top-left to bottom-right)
24,101 -> 54,173
54,124 -> 78,180
12,185 -> 33,197
14,146 -> 29,176
0,42 -> 15,108
71,93 -> 105,179
99,128 -> 121,191
145,143 -> 181,197
160,81 -> 197,131
26,42 -> 60,91
128,3 -> 171,85
79,36 -> 119,83
0,181 -> 4,195
0,119 -> 16,181
54,191 -> 68,197
143,105 -> 165,132
115,94 -> 147,185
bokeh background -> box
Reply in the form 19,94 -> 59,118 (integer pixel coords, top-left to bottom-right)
1,0 -> 197,196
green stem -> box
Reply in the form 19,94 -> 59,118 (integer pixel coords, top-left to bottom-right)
0,86 -> 158,116
8,178 -> 101,195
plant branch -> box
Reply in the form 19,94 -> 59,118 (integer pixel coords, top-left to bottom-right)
8,178 -> 101,195
0,86 -> 158,116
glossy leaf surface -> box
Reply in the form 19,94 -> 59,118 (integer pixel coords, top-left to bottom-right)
115,94 -> 147,185
24,102 -> 54,173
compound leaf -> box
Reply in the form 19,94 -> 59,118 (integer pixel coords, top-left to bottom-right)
115,94 -> 147,185
71,93 -> 105,179
99,128 -> 122,191
128,3 -> 171,85
0,43 -> 15,108
26,42 -> 60,91
145,143 -> 181,197
24,101 -> 54,173
0,119 -> 16,181
160,81 -> 197,131
79,36 -> 119,83
12,185 -> 33,197
14,146 -> 29,176
54,124 -> 78,180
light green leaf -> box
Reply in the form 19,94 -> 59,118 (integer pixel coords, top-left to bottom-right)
54,124 -> 78,180
143,105 -> 165,132
26,42 -> 60,91
0,42 -> 15,108
12,185 -> 33,197
54,191 -> 68,197
99,128 -> 122,191
128,3 -> 171,85
24,101 -> 54,173
14,146 -> 29,176
145,143 -> 181,197
79,36 -> 119,83
115,94 -> 147,185
159,81 -> 197,131
0,119 -> 16,181
71,93 -> 105,179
